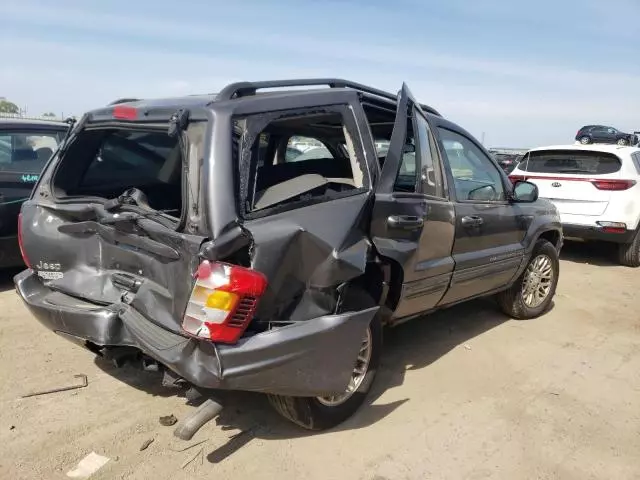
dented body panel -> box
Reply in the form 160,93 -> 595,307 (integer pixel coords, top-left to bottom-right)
15,269 -> 378,396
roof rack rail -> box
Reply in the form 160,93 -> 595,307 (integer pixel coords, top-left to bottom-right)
216,79 -> 440,116
108,98 -> 141,106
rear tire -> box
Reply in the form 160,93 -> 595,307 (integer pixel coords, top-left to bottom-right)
618,230 -> 640,267
579,136 -> 591,144
268,312 -> 382,430
497,239 -> 559,319
617,138 -> 628,146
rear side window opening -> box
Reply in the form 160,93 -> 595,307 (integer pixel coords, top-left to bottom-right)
52,127 -> 184,217
235,109 -> 368,217
520,150 -> 622,175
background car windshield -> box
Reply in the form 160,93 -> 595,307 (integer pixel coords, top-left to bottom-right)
0,131 -> 63,173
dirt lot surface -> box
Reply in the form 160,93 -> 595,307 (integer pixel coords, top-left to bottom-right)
1,242 -> 639,480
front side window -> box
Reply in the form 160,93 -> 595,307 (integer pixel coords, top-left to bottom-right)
0,130 -> 64,174
438,128 -> 505,202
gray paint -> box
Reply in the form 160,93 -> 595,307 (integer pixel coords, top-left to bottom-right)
14,79 -> 562,397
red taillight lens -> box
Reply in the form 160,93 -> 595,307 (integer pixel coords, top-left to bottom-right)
602,227 -> 626,234
112,105 -> 138,120
17,213 -> 31,269
591,179 -> 636,191
182,261 -> 268,344
509,175 -> 526,184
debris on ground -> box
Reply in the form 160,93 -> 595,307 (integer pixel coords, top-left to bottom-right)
10,425 -> 15,431
169,439 -> 208,452
159,414 -> 178,426
66,452 -> 110,479
464,344 -> 472,350
181,448 -> 204,469
22,374 -> 88,398
139,438 -> 154,451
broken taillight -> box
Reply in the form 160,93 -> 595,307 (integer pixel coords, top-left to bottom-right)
182,261 -> 268,344
17,213 -> 31,269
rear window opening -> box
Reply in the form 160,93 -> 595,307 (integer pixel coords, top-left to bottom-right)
52,128 -> 184,217
236,111 -> 367,215
521,150 -> 622,175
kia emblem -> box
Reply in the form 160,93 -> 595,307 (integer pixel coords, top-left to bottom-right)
551,182 -> 561,187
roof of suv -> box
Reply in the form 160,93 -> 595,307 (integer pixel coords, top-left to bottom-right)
0,117 -> 68,128
102,79 -> 442,116
528,144 -> 640,155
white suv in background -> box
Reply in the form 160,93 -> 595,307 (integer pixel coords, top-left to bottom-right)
510,144 -> 640,267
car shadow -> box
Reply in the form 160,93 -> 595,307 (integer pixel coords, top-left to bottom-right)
203,298 -> 514,463
0,268 -> 22,293
92,297 -> 517,462
559,240 -> 619,267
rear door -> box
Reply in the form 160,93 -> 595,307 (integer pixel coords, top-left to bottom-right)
515,149 -> 622,217
435,126 -> 526,305
0,125 -> 66,265
370,84 -> 455,319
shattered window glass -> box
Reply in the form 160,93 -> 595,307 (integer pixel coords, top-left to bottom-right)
240,111 -> 366,213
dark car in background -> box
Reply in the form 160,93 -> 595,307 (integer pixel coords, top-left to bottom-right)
0,118 -> 68,268
575,125 -> 637,146
492,152 -> 521,173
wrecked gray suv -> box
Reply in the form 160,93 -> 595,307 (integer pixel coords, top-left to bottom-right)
15,79 -> 562,430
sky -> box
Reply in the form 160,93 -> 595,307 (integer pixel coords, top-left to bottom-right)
2,0 -> 639,147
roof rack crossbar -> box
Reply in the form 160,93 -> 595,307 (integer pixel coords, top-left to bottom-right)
216,79 -> 440,116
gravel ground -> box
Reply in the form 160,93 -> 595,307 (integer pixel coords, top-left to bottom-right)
0,241 -> 638,480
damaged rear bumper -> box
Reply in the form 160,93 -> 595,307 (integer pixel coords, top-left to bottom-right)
15,270 -> 378,397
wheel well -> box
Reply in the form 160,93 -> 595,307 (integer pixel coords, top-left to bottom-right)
538,230 -> 561,250
348,258 -> 403,312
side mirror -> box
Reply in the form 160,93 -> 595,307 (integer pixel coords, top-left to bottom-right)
512,180 -> 538,203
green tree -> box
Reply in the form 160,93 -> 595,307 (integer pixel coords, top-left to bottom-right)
0,99 -> 19,114
42,112 -> 56,118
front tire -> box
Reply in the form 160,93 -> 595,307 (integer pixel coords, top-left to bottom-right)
268,314 -> 382,430
497,239 -> 559,319
618,230 -> 640,267
617,138 -> 628,146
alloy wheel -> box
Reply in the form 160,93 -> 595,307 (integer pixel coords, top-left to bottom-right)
521,254 -> 554,308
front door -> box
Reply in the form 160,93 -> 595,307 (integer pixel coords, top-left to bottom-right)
435,126 -> 527,305
370,84 -> 456,320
